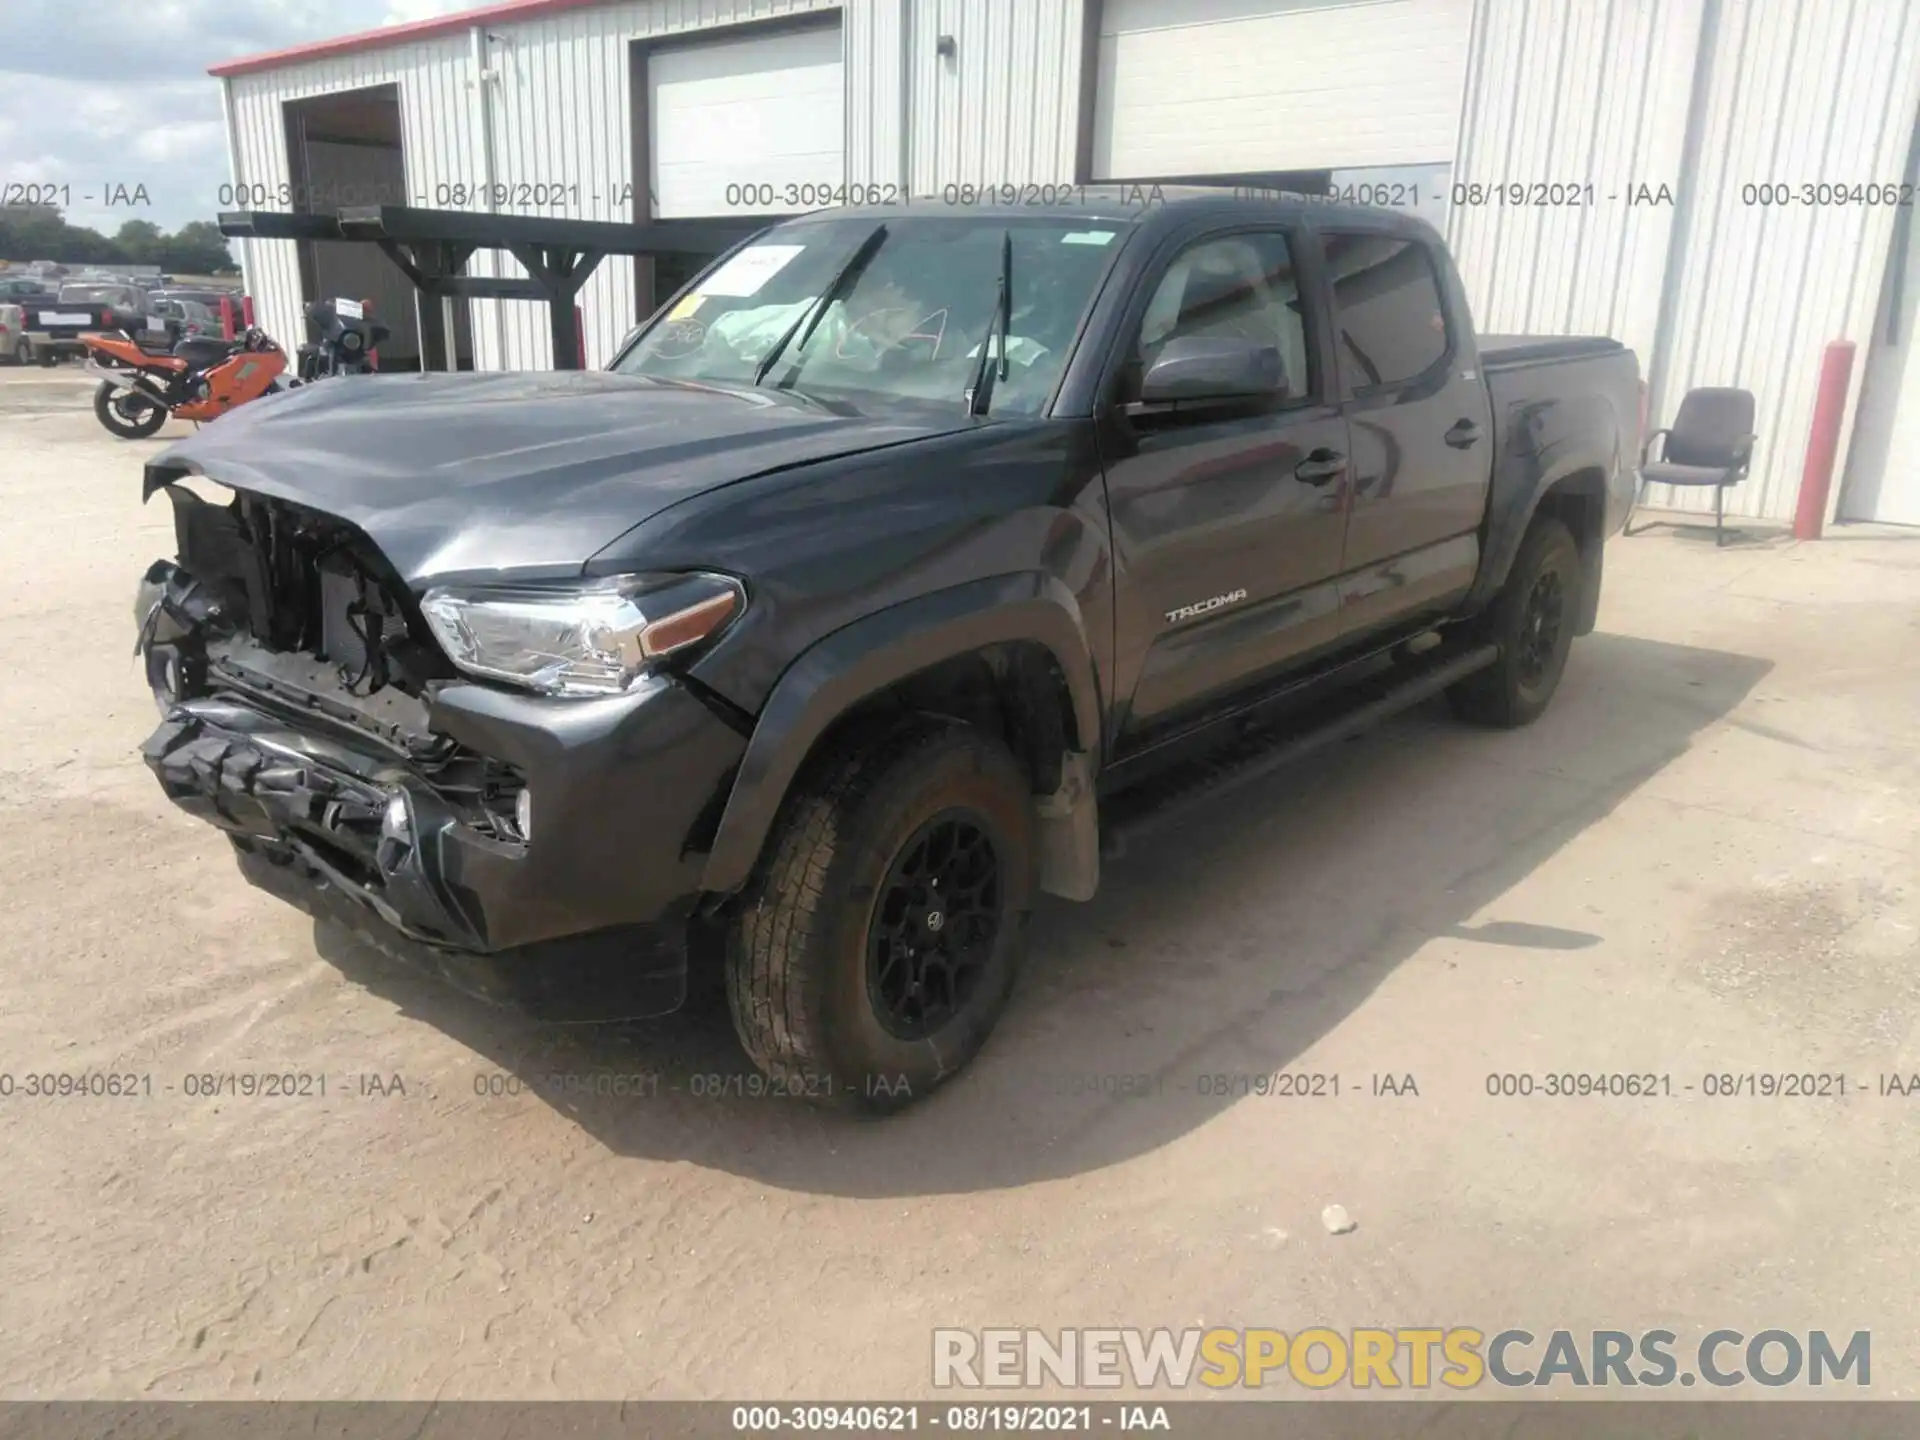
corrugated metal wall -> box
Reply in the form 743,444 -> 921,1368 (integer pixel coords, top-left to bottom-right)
224,0 -> 838,373
906,0 -> 1084,193
1453,0 -> 1920,523
1655,0 -> 1920,522
224,0 -> 1920,526
1448,0 -> 1703,363
846,0 -> 907,190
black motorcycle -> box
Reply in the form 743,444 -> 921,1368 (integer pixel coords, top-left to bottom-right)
294,298 -> 390,383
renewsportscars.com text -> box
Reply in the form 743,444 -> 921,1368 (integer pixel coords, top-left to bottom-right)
932,1327 -> 1869,1390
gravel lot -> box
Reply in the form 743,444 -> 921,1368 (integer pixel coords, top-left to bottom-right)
2,362 -> 1918,1401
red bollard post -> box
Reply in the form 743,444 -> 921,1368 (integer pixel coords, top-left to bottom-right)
575,303 -> 587,369
241,294 -> 255,330
218,293 -> 235,340
1792,340 -> 1857,540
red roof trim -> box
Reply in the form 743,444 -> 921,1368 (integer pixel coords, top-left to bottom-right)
208,0 -> 614,77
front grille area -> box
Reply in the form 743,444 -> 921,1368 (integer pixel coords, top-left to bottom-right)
317,553 -> 403,683
148,478 -> 517,839
162,480 -> 456,699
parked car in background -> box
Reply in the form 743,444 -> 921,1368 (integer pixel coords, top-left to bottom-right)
20,282 -> 157,364
58,280 -> 151,311
0,275 -> 55,304
149,288 -> 239,312
0,303 -> 33,365
153,297 -> 219,337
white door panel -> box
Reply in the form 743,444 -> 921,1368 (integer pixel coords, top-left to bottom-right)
1093,0 -> 1471,178
650,24 -> 844,219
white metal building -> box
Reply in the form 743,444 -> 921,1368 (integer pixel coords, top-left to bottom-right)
212,0 -> 1920,527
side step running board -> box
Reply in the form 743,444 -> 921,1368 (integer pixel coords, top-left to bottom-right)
1101,642 -> 1499,860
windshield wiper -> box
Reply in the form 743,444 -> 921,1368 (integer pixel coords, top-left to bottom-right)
963,230 -> 1013,416
752,223 -> 888,388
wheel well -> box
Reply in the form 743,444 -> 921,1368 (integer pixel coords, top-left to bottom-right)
1535,467 -> 1605,550
813,641 -> 1082,797
1533,467 -> 1607,632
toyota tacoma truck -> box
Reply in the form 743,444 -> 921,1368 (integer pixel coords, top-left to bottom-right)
133,191 -> 1642,1109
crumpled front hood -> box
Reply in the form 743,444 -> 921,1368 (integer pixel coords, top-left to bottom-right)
145,369 -> 977,586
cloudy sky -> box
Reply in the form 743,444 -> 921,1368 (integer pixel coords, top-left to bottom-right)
2,0 -> 494,233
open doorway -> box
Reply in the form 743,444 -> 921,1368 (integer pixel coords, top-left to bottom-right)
282,85 -> 474,371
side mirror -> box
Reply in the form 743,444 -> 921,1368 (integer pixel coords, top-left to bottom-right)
1133,335 -> 1287,413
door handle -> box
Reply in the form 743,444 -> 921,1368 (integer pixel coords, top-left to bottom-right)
1294,448 -> 1348,485
1445,419 -> 1484,449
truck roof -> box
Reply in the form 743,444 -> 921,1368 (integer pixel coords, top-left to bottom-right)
790,185 -> 1443,239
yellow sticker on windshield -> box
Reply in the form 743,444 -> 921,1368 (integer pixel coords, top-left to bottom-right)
668,292 -> 706,320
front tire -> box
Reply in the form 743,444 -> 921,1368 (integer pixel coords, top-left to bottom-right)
1447,515 -> 1581,728
93,381 -> 168,439
725,719 -> 1037,1112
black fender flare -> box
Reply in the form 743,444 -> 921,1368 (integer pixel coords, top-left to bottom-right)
699,573 -> 1103,896
1466,401 -> 1626,623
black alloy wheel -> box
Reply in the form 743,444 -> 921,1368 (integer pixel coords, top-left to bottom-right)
1515,567 -> 1566,690
1446,514 -> 1580,728
726,718 -> 1037,1111
866,811 -> 1002,1040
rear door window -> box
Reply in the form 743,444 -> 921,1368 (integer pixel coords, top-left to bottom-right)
1318,232 -> 1449,391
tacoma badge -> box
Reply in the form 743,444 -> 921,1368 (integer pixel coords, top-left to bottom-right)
1165,589 -> 1248,625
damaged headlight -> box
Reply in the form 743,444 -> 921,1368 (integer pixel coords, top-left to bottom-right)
419,572 -> 743,697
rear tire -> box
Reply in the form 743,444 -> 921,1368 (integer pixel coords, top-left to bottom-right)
93,380 -> 167,439
1447,515 -> 1580,728
725,719 -> 1037,1112
7,339 -> 28,366
39,347 -> 57,367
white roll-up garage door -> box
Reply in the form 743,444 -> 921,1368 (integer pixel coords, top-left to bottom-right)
1841,225 -> 1920,526
649,22 -> 845,219
1091,0 -> 1473,179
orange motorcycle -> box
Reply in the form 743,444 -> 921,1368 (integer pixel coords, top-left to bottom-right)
83,321 -> 289,439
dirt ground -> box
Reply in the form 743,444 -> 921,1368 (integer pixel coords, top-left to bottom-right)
1,362 -> 1918,1401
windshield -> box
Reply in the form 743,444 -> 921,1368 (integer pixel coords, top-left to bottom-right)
615,215 -> 1126,415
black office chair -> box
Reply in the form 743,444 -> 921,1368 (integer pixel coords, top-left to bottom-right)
1623,386 -> 1757,547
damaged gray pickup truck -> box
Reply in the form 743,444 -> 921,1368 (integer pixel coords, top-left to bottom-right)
134,192 -> 1642,1109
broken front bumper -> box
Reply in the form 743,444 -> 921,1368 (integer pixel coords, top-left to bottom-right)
142,675 -> 747,1022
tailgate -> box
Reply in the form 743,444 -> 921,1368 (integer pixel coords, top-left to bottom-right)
23,303 -> 114,339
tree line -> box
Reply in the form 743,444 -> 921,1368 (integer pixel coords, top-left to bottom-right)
0,209 -> 238,276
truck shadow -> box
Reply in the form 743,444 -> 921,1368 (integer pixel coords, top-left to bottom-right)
312,630 -> 1771,1196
